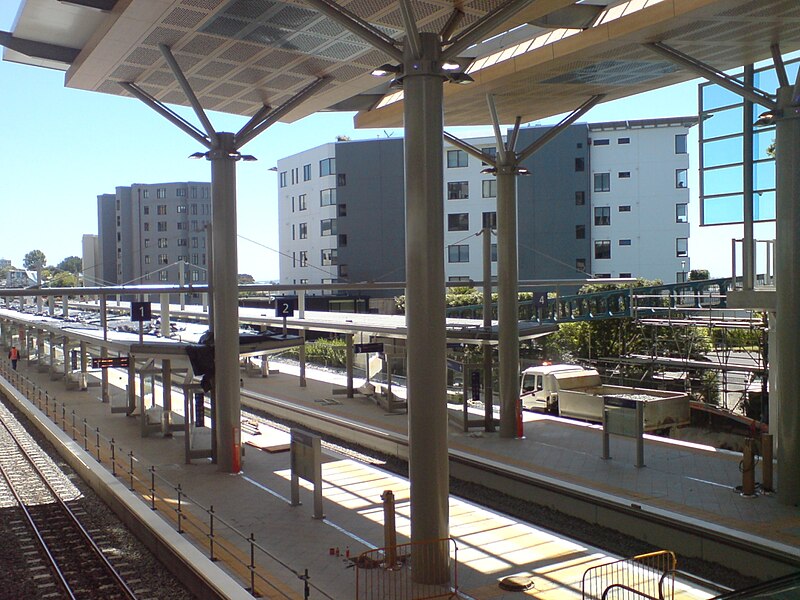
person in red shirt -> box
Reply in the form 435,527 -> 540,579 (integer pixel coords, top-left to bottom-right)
8,346 -> 20,370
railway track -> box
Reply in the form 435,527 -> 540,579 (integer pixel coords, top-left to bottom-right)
0,401 -> 141,600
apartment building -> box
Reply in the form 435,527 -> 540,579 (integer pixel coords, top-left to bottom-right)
96,182 -> 212,293
277,117 -> 694,292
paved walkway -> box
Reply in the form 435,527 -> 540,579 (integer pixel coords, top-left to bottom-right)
4,356 -> 795,599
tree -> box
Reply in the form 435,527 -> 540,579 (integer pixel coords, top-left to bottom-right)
48,271 -> 79,288
23,249 -> 47,270
238,274 -> 255,284
689,269 -> 710,281
57,256 -> 82,274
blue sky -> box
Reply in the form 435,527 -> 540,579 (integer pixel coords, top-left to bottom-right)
0,2 -> 761,281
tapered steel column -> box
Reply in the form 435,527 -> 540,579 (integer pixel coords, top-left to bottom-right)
404,32 -> 449,576
482,226 -> 494,432
496,162 -> 520,438
774,86 -> 800,505
209,132 -> 242,472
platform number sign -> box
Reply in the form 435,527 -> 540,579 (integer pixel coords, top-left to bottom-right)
130,301 -> 152,322
275,297 -> 296,318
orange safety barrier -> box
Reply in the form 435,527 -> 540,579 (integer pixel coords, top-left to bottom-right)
582,550 -> 676,600
355,537 -> 459,600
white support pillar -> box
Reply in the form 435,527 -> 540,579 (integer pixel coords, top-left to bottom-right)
210,132 -> 242,473
48,295 -> 55,317
160,293 -> 171,337
404,32 -> 449,577
79,340 -> 88,390
774,85 -> 800,506
162,359 -> 173,437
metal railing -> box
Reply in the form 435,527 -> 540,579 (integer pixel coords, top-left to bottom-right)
0,357 -> 335,600
731,238 -> 776,291
582,550 -> 676,600
355,538 -> 459,600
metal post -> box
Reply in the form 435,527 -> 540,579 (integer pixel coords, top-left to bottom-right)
742,65 -> 755,290
774,85 -> 800,505
346,334 -> 354,398
298,290 -> 306,387
404,32 -> 449,579
496,160 -> 520,438
209,132 -> 242,473
162,359 -> 172,437
635,401 -> 645,468
482,226 -> 494,432
762,433 -> 774,492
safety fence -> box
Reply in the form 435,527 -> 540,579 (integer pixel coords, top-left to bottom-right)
0,358 -> 335,600
582,550 -> 676,600
355,537 -> 459,600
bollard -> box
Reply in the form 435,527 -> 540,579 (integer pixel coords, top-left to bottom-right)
150,466 -> 157,510
741,437 -> 756,497
761,433 -> 774,492
382,489 -> 398,567
176,484 -> 184,533
209,506 -> 217,562
110,438 -> 116,477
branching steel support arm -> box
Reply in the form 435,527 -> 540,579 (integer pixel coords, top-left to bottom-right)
442,0 -> 534,62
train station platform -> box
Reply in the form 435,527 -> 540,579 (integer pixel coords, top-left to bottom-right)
1,354 -> 796,599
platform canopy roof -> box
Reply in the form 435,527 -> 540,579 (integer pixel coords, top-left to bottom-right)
3,0 -> 800,128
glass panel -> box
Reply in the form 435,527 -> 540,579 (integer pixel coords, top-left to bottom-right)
754,129 -> 776,161
702,136 -> 743,168
754,191 -> 776,221
753,68 -> 778,93
703,106 -> 743,139
703,164 -> 743,195
702,194 -> 743,225
701,83 -> 742,111
753,160 -> 775,192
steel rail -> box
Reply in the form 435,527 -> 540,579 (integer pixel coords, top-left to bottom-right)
0,413 -> 138,600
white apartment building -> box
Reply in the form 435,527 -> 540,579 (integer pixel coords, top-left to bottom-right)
277,117 -> 695,291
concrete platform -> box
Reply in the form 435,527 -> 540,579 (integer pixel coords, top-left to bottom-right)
4,355 -> 794,599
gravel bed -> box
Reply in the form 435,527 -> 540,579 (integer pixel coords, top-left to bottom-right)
0,392 -> 197,600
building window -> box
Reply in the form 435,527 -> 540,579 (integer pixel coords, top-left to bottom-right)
279,171 -> 287,187
338,204 -> 347,217
291,167 -> 298,185
157,221 -> 168,231
448,244 -> 470,263
299,251 -> 308,267
321,248 -> 338,266
143,222 -> 150,232
618,137 -> 630,144
191,204 -> 199,215
320,188 -> 337,206
159,271 -> 168,281
144,272 -> 151,281
620,272 -> 632,278
482,180 -> 497,198
676,237 -> 688,257
576,224 -> 586,239
191,187 -> 197,199
491,243 -> 497,262
593,138 -> 610,146
142,190 -> 149,199
143,206 -> 149,215
594,240 -> 611,259
157,188 -> 166,199
675,133 -> 688,154
144,239 -> 151,248
321,218 -> 337,236
177,238 -> 187,246
158,254 -> 169,264
594,173 -> 611,192
619,205 -> 631,212
676,169 -> 688,188
338,234 -> 347,247
447,149 -> 468,168
449,276 -> 471,282
157,205 -> 167,215
576,258 -> 586,272
595,273 -> 611,279
482,212 -> 496,229
298,194 -> 307,211
447,181 -> 469,200
594,206 -> 611,226
303,164 -> 311,181
320,157 -> 335,176
448,213 -> 469,231
676,271 -> 687,283
618,171 -> 631,179
191,237 -> 198,248
619,239 -> 632,246
299,223 -> 307,239
337,173 -> 346,187
481,147 -> 497,165
176,189 -> 186,197
177,204 -> 187,213
158,238 -> 168,248
144,255 -> 151,264
338,264 -> 348,278
177,222 -> 187,230
575,191 -> 586,206
676,203 -> 688,223
192,271 -> 201,282
575,157 -> 585,172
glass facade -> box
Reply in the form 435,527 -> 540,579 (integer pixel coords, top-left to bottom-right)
698,55 -> 798,225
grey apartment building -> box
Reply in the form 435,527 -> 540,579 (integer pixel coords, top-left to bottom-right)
96,182 -> 212,294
